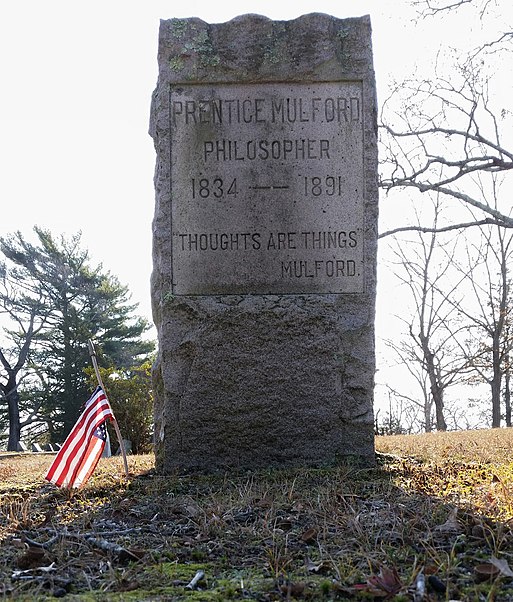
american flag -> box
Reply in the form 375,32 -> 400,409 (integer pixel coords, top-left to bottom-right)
45,386 -> 114,489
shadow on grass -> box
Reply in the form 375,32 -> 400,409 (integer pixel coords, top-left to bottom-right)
1,452 -> 513,600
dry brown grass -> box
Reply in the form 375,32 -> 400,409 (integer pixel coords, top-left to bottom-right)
1,431 -> 513,600
376,427 -> 513,464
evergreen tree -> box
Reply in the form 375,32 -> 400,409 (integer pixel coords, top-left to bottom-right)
1,228 -> 154,443
86,361 -> 154,454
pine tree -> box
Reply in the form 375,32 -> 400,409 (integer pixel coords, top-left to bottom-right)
0,228 -> 154,443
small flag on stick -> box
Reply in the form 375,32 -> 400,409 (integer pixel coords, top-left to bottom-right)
87,339 -> 129,478
45,386 -> 114,489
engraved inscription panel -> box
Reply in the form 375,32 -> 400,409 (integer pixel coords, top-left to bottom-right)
170,82 -> 364,295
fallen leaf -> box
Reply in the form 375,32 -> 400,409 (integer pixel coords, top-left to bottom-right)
301,527 -> 318,543
305,557 -> 331,573
471,523 -> 487,539
352,582 -> 389,598
474,563 -> 500,583
127,548 -> 147,560
367,566 -> 403,596
352,567 -> 403,597
424,565 -> 439,576
435,508 -> 462,534
118,579 -> 140,592
490,556 -> 513,577
254,497 -> 273,509
16,547 -> 48,569
279,581 -> 305,597
185,503 -> 201,518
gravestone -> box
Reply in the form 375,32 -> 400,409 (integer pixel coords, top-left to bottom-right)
101,431 -> 112,458
150,13 -> 378,472
116,439 -> 132,456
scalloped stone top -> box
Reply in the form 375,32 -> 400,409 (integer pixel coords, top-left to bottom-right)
156,13 -> 373,84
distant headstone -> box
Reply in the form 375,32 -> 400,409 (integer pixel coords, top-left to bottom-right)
150,13 -> 378,471
31,443 -> 43,453
102,431 -> 112,458
17,441 -> 28,452
116,439 -> 132,456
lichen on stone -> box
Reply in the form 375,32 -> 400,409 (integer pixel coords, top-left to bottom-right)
170,18 -> 189,40
169,57 -> 185,71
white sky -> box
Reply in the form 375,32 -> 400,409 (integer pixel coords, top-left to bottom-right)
0,0 -> 431,324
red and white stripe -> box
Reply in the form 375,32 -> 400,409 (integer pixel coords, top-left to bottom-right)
45,388 -> 114,488
71,427 -> 106,488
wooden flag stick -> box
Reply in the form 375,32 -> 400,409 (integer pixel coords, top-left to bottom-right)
87,339 -> 129,479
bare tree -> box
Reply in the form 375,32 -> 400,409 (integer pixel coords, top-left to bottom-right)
374,392 -> 414,436
385,197 -> 473,431
380,61 -> 513,232
502,332 -> 512,425
379,0 -> 513,239
446,206 -> 513,427
375,0 -> 513,433
414,0 -> 511,32
383,379 -> 433,432
380,64 -> 513,427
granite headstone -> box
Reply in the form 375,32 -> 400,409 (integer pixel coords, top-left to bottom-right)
150,13 -> 378,471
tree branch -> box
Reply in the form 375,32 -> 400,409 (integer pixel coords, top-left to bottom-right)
379,218 -> 502,238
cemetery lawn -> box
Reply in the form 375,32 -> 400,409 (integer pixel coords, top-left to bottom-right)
2,429 -> 513,600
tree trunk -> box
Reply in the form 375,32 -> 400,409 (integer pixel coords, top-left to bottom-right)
421,339 -> 447,431
431,384 -> 447,431
5,378 -> 22,451
505,361 -> 511,427
424,390 -> 433,433
491,336 -> 502,428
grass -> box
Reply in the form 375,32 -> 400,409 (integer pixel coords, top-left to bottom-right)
376,428 -> 513,464
1,429 -> 513,600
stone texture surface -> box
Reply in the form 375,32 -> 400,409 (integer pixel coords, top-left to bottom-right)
150,13 -> 378,472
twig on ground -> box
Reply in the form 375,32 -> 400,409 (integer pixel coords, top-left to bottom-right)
84,536 -> 140,563
414,571 -> 426,601
185,570 -> 205,590
21,534 -> 60,549
19,530 -> 140,563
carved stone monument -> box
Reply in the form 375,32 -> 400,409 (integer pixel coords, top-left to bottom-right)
150,13 -> 378,471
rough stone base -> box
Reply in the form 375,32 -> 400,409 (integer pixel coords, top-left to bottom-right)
153,294 -> 375,472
